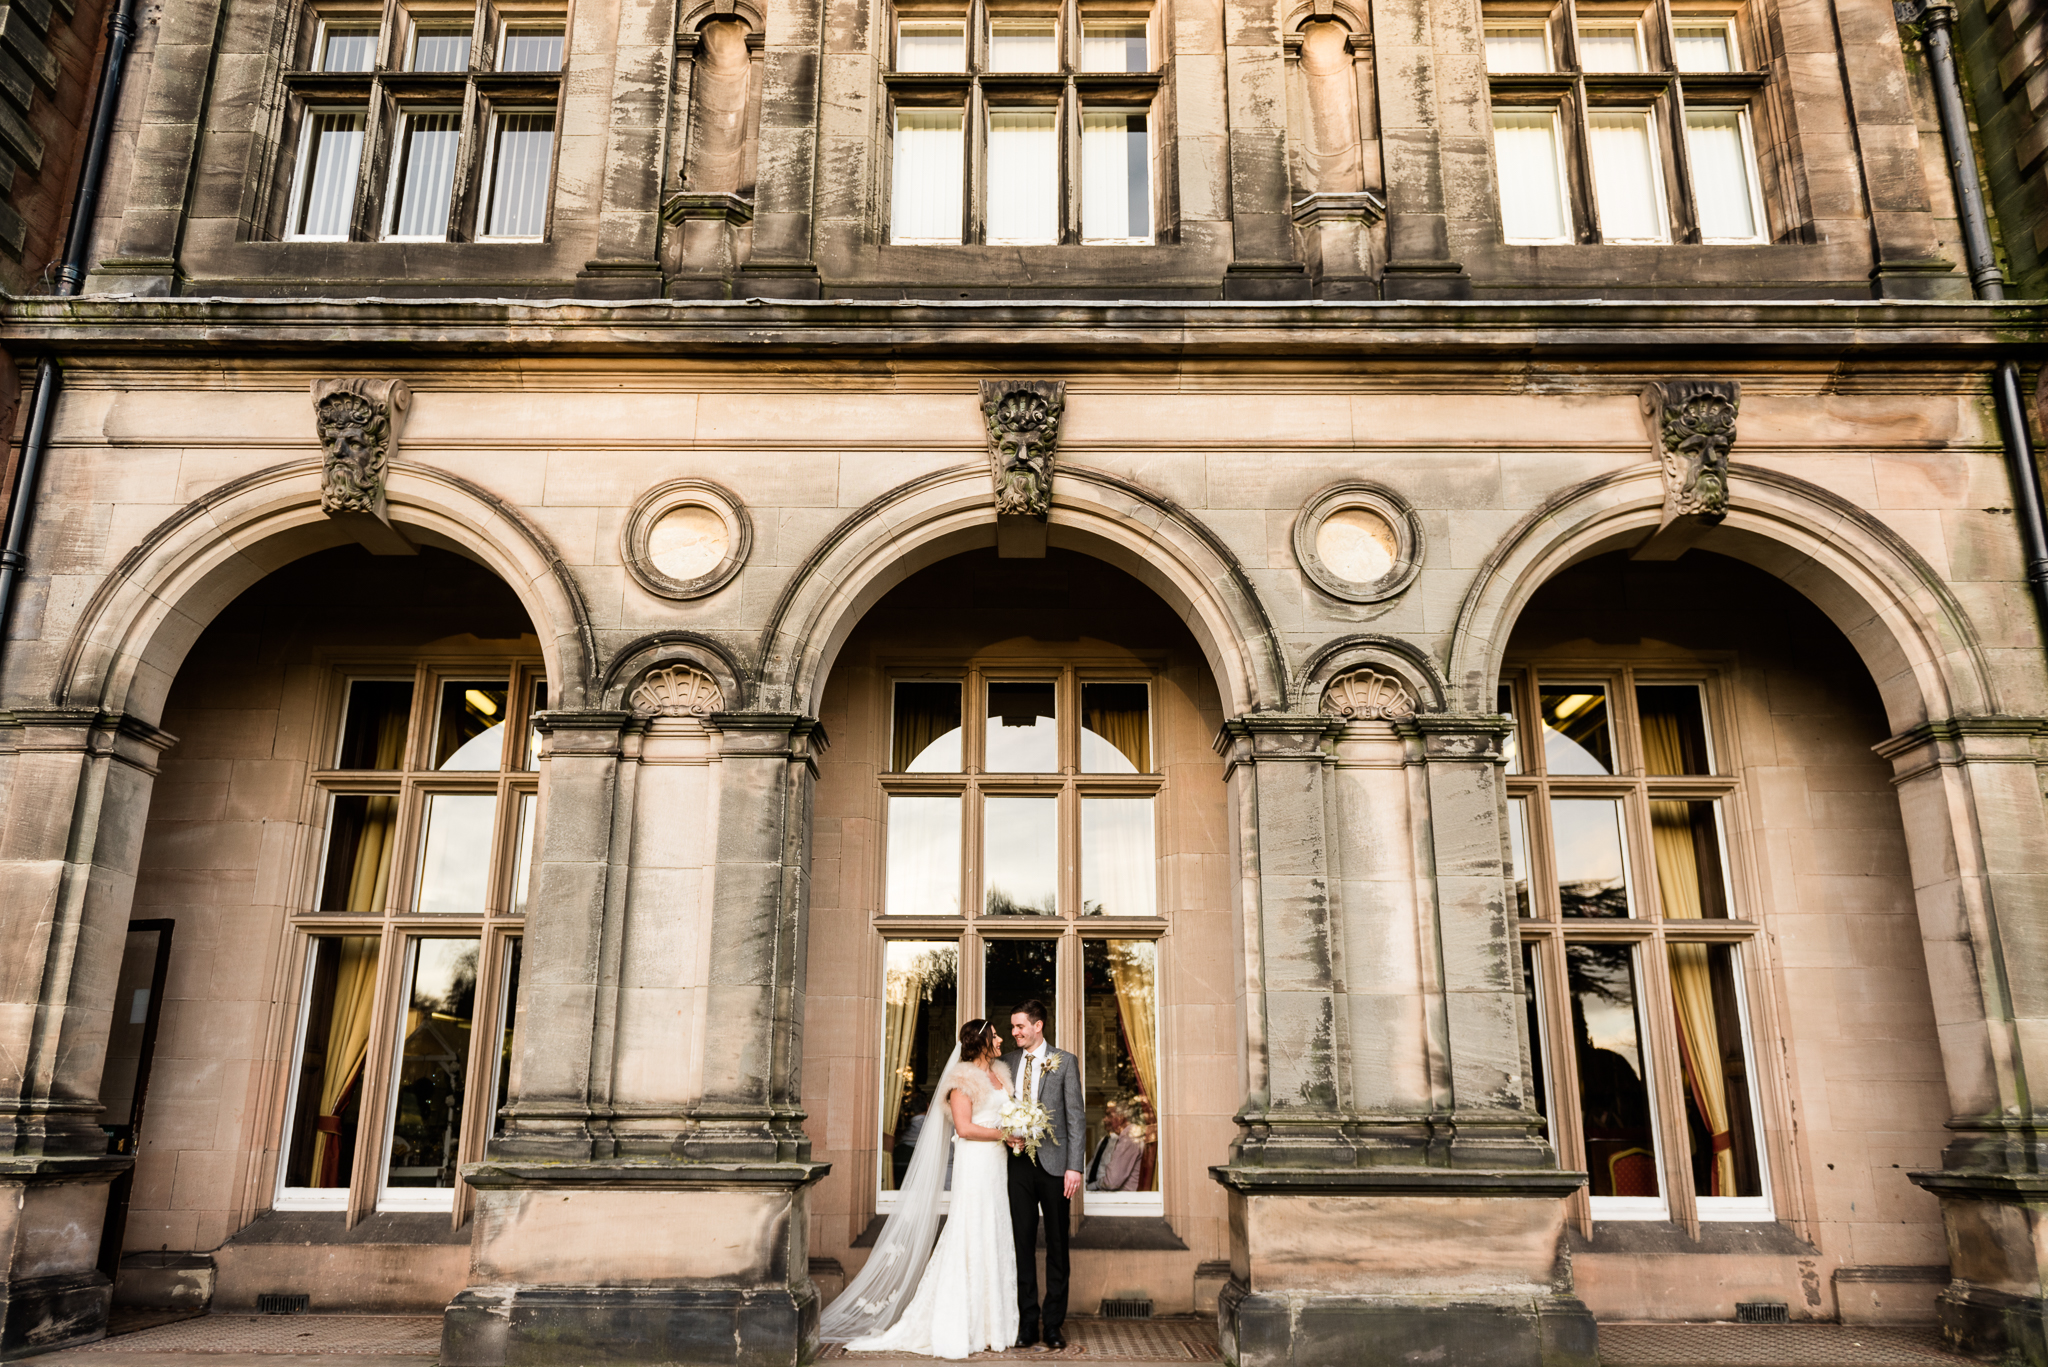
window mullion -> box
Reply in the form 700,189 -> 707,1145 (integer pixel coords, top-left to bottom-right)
345,926 -> 405,1227
1536,933 -> 1594,1236
1640,924 -> 1701,1233
353,83 -> 397,241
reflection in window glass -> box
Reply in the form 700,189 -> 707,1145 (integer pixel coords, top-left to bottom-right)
898,20 -> 967,70
985,938 -> 1058,1043
1082,939 -> 1158,1192
1650,799 -> 1728,919
437,681 -> 509,769
382,938 -> 478,1193
880,941 -> 959,1191
985,795 -> 1058,915
1670,943 -> 1764,1201
339,680 -> 413,769
524,681 -> 548,770
511,793 -> 537,916
1506,797 -> 1532,918
415,794 -> 497,914
1520,943 -> 1551,1142
1539,684 -> 1612,774
281,935 -> 380,1190
321,27 -> 378,71
1082,798 -> 1155,916
1567,943 -> 1660,1199
320,794 -> 398,913
1637,684 -> 1712,774
886,795 -> 961,914
1552,798 -> 1630,917
1081,20 -> 1147,71
1080,683 -> 1148,772
895,681 -> 964,771
990,18 -> 1057,70
1498,683 -> 1520,774
492,939 -> 522,1135
986,681 -> 1057,770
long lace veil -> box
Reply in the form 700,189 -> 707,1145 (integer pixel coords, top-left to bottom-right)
816,1043 -> 964,1343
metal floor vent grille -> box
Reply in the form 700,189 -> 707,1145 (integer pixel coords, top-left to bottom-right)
1099,1298 -> 1153,1319
1736,1301 -> 1789,1324
256,1294 -> 309,1316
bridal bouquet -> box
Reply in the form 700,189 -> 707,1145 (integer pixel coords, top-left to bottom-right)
998,1096 -> 1055,1162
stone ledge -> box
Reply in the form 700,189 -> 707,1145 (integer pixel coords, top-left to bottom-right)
1210,1165 -> 1587,1198
1911,1169 -> 2048,1198
461,1159 -> 830,1190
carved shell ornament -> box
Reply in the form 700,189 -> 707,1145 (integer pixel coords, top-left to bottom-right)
1320,668 -> 1418,721
630,665 -> 725,717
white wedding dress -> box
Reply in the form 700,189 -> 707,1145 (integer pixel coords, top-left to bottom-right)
837,1060 -> 1020,1359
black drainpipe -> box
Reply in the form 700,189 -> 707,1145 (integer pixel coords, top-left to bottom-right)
0,0 -> 140,650
1899,0 -> 2048,634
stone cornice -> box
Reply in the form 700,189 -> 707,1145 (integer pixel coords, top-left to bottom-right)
462,1160 -> 832,1191
2,297 -> 2045,361
1210,1164 -> 1587,1199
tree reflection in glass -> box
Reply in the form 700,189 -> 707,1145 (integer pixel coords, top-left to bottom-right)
383,938 -> 478,1191
1551,798 -> 1631,917
1567,943 -> 1659,1198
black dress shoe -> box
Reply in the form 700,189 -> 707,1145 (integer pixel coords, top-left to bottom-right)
1043,1335 -> 1067,1351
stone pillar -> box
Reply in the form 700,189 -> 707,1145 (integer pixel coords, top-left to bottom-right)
444,707 -> 827,1367
1884,719 -> 2048,1366
0,709 -> 171,1355
1211,704 -> 1592,1367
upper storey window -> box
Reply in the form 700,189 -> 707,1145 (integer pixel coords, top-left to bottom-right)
282,2 -> 567,243
1485,1 -> 1768,246
887,0 -> 1159,246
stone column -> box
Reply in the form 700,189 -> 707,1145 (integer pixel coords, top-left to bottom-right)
1211,701 -> 1591,1367
445,708 -> 826,1367
0,708 -> 171,1354
1884,719 -> 2048,1366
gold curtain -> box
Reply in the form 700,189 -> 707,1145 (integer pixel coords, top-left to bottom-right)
1107,941 -> 1159,1168
879,960 -> 925,1171
312,936 -> 380,1187
344,708 -> 405,912
1643,715 -> 1736,1197
1084,705 -> 1150,773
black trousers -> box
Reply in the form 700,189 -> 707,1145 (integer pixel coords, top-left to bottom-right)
1008,1152 -> 1070,1341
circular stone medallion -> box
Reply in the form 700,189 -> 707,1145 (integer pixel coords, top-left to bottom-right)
1292,482 -> 1424,604
648,505 -> 731,583
1315,507 -> 1398,585
622,479 -> 752,600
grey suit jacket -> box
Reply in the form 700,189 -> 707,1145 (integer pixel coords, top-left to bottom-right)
1002,1045 -> 1085,1177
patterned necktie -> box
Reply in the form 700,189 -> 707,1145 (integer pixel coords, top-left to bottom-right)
1025,1054 -> 1036,1102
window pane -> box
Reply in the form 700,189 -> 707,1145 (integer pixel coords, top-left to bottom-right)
1686,110 -> 1758,241
1081,111 -> 1150,242
388,111 -> 462,238
1577,24 -> 1641,71
986,681 -> 1057,770
524,680 -> 548,771
886,795 -> 961,914
510,792 -> 537,915
411,27 -> 471,70
1539,683 -> 1612,774
1080,682 -> 1148,772
988,109 -> 1058,245
1650,799 -> 1729,919
338,680 -> 413,769
1082,798 -> 1155,916
382,938 -> 478,1192
990,18 -> 1057,70
320,794 -> 398,912
414,794 -> 497,914
1520,943 -> 1551,1142
1669,943 -> 1764,1200
484,112 -> 555,238
1552,798 -> 1631,917
985,938 -> 1058,1044
895,681 -> 964,771
898,20 -> 966,70
1567,943 -> 1660,1199
500,27 -> 564,71
1587,111 -> 1668,242
292,111 -> 365,238
492,938 -> 522,1136
1498,683 -> 1521,774
984,795 -> 1058,915
1506,797 -> 1532,918
881,941 -> 959,1191
281,935 -> 380,1189
437,680 -> 509,770
1673,23 -> 1734,71
1485,27 -> 1549,72
1081,21 -> 1146,71
892,108 -> 964,243
1082,939 -> 1158,1192
1492,110 -> 1570,242
321,27 -> 378,71
1636,684 -> 1712,774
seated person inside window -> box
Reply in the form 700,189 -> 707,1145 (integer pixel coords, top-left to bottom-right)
1085,1098 -> 1146,1192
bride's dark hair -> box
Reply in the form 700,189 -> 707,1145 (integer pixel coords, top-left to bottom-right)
958,1018 -> 1000,1063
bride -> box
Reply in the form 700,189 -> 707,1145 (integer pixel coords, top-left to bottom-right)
819,1020 -> 1020,1358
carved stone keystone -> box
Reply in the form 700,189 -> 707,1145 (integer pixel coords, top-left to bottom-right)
1636,379 -> 1739,561
630,665 -> 725,718
313,377 -> 415,556
1319,667 -> 1418,721
981,380 -> 1065,556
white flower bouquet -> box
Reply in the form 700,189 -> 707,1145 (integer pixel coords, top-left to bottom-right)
998,1095 -> 1055,1162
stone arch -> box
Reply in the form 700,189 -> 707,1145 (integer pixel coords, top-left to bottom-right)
602,631 -> 749,713
1298,633 -> 1449,714
55,459 -> 597,726
1447,462 -> 1999,731
754,465 -> 1289,716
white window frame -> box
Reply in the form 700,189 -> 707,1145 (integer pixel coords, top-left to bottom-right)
890,105 -> 968,244
1585,944 -> 1673,1222
1685,105 -> 1768,244
1670,15 -> 1740,71
1483,21 -> 1553,73
407,22 -> 474,71
1493,106 -> 1575,245
1079,106 -> 1154,244
381,105 -> 464,241
1575,17 -> 1646,72
475,105 -> 558,241
1079,12 -> 1150,72
375,936 -> 464,1213
313,17 -> 381,72
1585,106 -> 1671,244
895,17 -> 968,71
284,106 -> 367,242
495,19 -> 566,71
1693,945 -> 1776,1221
272,940 -> 355,1211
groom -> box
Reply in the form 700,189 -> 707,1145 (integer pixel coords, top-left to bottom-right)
1002,1000 -> 1083,1352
